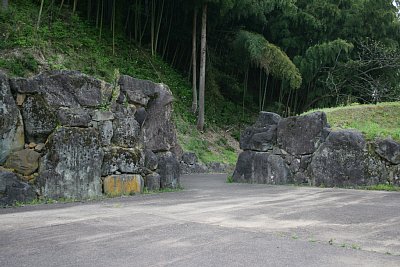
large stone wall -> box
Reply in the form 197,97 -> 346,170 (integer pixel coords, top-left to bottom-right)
233,111 -> 400,187
0,70 -> 181,205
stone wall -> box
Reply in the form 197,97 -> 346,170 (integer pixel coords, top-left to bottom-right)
0,70 -> 181,205
233,111 -> 400,187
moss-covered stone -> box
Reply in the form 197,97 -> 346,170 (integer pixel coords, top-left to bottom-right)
22,94 -> 57,143
38,127 -> 103,199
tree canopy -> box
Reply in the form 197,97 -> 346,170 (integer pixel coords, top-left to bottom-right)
28,0 -> 400,118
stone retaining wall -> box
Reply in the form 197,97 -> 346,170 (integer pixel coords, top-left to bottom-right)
233,111 -> 400,187
0,70 -> 181,205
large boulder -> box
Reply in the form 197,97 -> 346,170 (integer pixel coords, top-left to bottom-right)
277,112 -> 328,155
0,72 -> 24,163
97,120 -> 114,146
144,149 -> 158,171
10,70 -> 113,108
375,139 -> 400,165
240,112 -> 281,152
5,149 -> 41,176
102,147 -> 142,176
57,107 -> 91,127
388,165 -> 400,186
232,151 -> 290,184
310,130 -> 382,187
38,127 -> 104,199
181,152 -> 198,165
145,172 -> 161,191
111,109 -> 140,148
157,152 -> 180,189
21,94 -> 57,143
240,126 -> 278,152
119,76 -> 180,153
0,170 -> 36,205
253,112 -> 281,128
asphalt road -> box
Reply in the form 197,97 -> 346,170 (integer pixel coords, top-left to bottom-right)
1,174 -> 400,267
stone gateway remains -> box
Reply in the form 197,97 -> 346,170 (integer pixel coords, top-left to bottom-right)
233,111 -> 400,187
0,70 -> 181,205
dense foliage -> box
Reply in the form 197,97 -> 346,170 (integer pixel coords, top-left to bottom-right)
2,0 -> 400,121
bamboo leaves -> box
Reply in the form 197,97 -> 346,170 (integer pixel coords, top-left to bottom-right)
234,30 -> 302,90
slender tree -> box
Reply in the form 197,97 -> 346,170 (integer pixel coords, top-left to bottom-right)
197,3 -> 207,131
72,0 -> 78,15
36,0 -> 45,30
192,8 -> 198,113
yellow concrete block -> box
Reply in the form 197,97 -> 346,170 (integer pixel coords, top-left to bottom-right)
103,175 -> 143,196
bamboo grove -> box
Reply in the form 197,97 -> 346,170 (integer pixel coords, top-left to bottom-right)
27,0 -> 400,125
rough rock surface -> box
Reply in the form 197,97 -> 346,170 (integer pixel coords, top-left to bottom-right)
10,70 -> 113,108
179,152 -> 208,174
0,72 -> 24,163
22,94 -> 57,143
5,149 -> 40,176
97,120 -> 113,146
0,170 -> 36,205
144,149 -> 158,171
310,130 -> 376,187
277,112 -> 328,155
253,112 -> 282,128
112,113 -> 140,148
38,127 -> 104,199
240,112 -> 281,152
375,139 -> 400,165
182,152 -> 198,165
233,151 -> 290,184
157,152 -> 180,189
57,107 -> 91,127
145,172 -> 161,191
240,126 -> 278,152
102,147 -> 142,176
103,174 -> 143,196
119,76 -> 179,153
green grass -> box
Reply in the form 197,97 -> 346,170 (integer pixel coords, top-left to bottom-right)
178,127 -> 238,165
143,187 -> 184,194
361,184 -> 400,192
305,102 -> 400,142
11,197 -> 78,207
226,175 -> 234,183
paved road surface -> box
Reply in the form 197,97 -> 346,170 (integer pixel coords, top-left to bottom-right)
1,174 -> 400,266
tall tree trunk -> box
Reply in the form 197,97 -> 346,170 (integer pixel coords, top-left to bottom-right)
72,0 -> 77,15
87,0 -> 91,21
112,0 -> 116,55
197,3 -> 207,131
99,0 -> 104,39
150,0 -> 155,56
59,0 -> 65,11
154,0 -> 164,54
36,0 -> 45,30
95,0 -> 100,27
2,0 -> 8,10
191,8 -> 198,114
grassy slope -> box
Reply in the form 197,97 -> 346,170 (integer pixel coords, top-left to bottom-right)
307,102 -> 400,142
0,0 -> 239,165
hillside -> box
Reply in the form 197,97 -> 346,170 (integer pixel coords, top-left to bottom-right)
0,0 -> 241,165
306,102 -> 400,142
